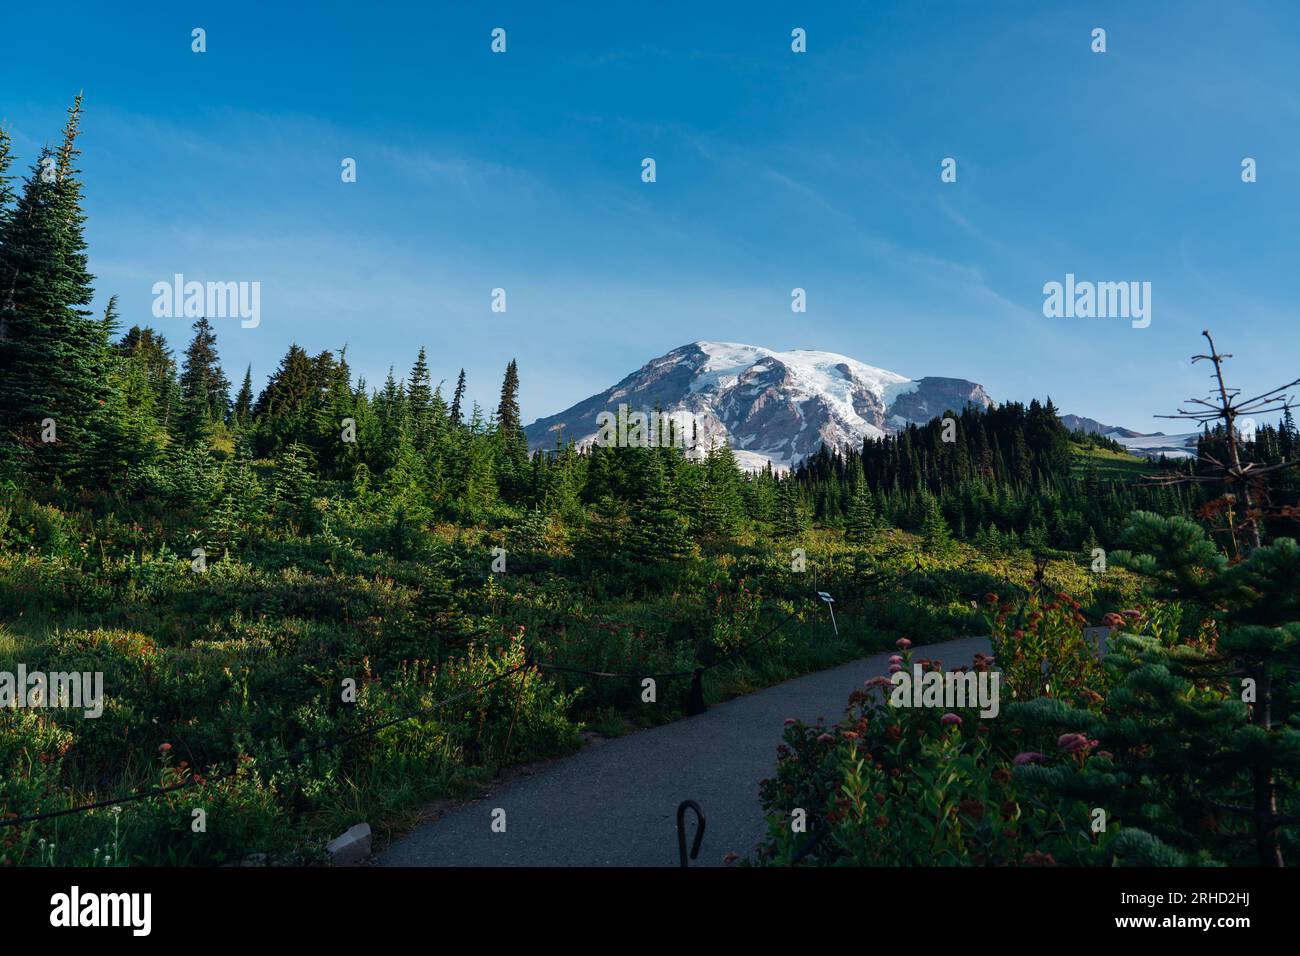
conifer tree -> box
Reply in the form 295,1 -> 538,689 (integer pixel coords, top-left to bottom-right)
176,317 -> 230,445
495,359 -> 529,502
1019,512 -> 1300,866
0,123 -> 15,232
627,449 -> 692,561
271,442 -> 317,531
918,489 -> 952,552
0,97 -> 107,477
696,442 -> 745,537
118,326 -> 180,431
87,297 -> 158,482
252,343 -> 318,455
233,365 -> 254,426
406,346 -> 435,450
845,480 -> 878,544
776,475 -> 808,537
449,368 -> 467,426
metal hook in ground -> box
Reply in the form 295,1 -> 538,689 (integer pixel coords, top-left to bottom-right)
676,799 -> 706,867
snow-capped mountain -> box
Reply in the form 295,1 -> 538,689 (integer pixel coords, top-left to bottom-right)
1058,414 -> 1145,439
1058,414 -> 1198,459
523,341 -> 994,470
1107,431 -> 1199,460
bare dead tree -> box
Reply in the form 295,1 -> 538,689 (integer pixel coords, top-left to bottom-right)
1141,330 -> 1300,557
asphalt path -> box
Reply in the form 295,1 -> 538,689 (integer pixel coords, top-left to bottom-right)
379,635 -> 992,867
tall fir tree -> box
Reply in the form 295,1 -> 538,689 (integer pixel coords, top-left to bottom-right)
845,480 -> 878,544
176,317 -> 230,445
232,365 -> 254,426
449,368 -> 467,426
495,358 -> 529,502
776,475 -> 809,537
86,296 -> 158,482
627,449 -> 693,561
0,96 -> 107,478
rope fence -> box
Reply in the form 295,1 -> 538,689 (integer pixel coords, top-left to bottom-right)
0,554 -> 1023,831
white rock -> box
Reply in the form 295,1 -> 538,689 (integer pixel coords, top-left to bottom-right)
326,823 -> 372,866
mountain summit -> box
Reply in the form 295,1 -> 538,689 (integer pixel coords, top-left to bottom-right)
523,341 -> 994,469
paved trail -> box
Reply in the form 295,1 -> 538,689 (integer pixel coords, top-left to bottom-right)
379,635 -> 992,867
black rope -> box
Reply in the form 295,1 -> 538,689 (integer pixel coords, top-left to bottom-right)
702,603 -> 805,672
534,662 -> 696,681
0,662 -> 527,829
0,585 -> 819,830
530,600 -> 808,683
790,822 -> 830,864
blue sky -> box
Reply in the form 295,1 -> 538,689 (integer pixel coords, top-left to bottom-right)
3,1 -> 1298,432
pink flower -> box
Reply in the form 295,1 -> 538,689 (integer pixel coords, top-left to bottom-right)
1056,733 -> 1096,754
888,664 -> 903,674
889,655 -> 903,664
1013,752 -> 1045,765
896,638 -> 912,650
723,852 -> 740,865
866,676 -> 893,688
158,743 -> 172,753
817,733 -> 835,744
783,718 -> 797,726
940,713 -> 962,727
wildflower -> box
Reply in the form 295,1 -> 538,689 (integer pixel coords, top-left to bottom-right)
1102,612 -> 1124,628
888,655 -> 903,664
723,852 -> 740,865
1013,752 -> 1045,765
992,768 -> 1012,783
817,733 -> 835,744
158,743 -> 172,754
983,592 -> 999,606
888,664 -> 902,674
783,718 -> 797,726
896,638 -> 912,650
940,713 -> 962,727
1056,733 -> 1095,754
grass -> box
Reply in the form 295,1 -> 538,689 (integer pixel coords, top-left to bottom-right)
1070,443 -> 1152,481
0,507 -> 1144,866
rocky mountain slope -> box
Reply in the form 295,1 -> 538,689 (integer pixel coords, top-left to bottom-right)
523,341 -> 995,469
